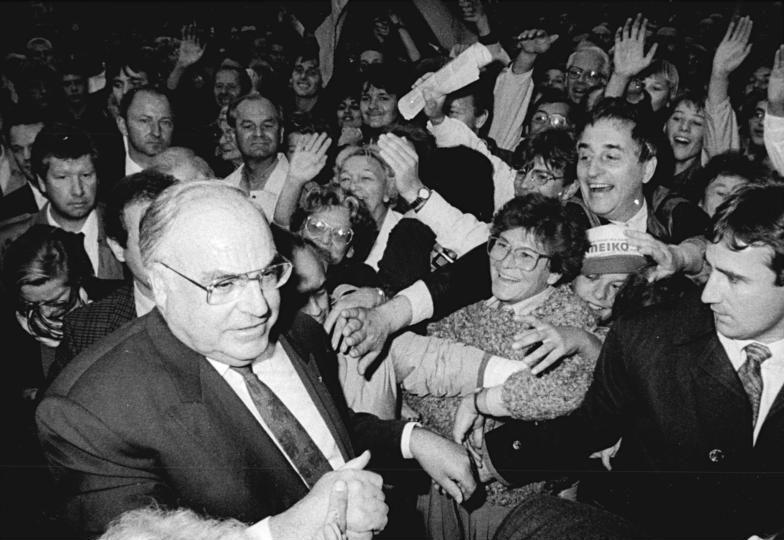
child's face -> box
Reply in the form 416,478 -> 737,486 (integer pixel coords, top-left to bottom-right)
700,174 -> 748,218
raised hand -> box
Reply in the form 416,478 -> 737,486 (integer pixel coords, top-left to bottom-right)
623,229 -> 684,282
768,45 -> 784,116
516,29 -> 559,56
177,23 -> 206,68
288,132 -> 332,185
377,133 -> 423,202
613,13 -> 658,79
712,16 -> 753,78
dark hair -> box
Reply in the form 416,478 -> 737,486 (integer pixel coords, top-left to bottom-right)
491,193 -> 588,283
738,90 -> 767,140
710,184 -> 784,285
3,105 -> 44,140
421,146 -> 495,223
359,63 -> 410,100
585,97 -> 657,162
31,122 -> 97,180
214,65 -> 253,96
291,184 -> 377,263
105,170 -> 178,247
2,224 -> 94,308
119,86 -> 173,120
443,75 -> 494,133
106,51 -> 155,82
666,89 -> 706,118
286,110 -> 331,136
513,129 -> 577,187
692,151 -> 776,203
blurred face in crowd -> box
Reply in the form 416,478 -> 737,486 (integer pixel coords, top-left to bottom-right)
360,84 -> 399,129
577,119 -> 655,222
233,97 -> 282,162
337,96 -> 362,129
515,156 -> 568,200
566,49 -> 607,105
9,122 -> 44,180
17,274 -> 85,347
218,106 -> 242,163
542,68 -> 566,92
62,73 -> 88,106
447,95 -> 487,133
488,228 -> 559,305
359,49 -> 384,72
665,101 -> 705,166
702,240 -> 784,343
292,245 -> 330,325
27,40 -> 54,67
290,57 -> 322,98
110,65 -> 149,115
528,101 -> 571,136
573,272 -> 628,323
300,205 -> 353,265
214,68 -> 242,108
338,154 -> 390,225
119,90 -> 174,159
747,66 -> 771,94
38,155 -> 98,225
640,73 -> 672,112
699,175 -> 748,218
151,196 -> 283,366
747,98 -> 766,147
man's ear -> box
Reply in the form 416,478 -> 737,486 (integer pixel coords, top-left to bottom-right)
642,155 -> 657,184
546,271 -> 563,286
148,263 -> 168,312
107,237 -> 126,264
475,110 -> 490,131
116,115 -> 128,138
560,181 -> 580,201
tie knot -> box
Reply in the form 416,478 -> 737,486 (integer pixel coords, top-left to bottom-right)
744,342 -> 772,365
231,364 -> 256,379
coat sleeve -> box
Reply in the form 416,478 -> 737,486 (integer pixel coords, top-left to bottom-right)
36,395 -> 175,537
484,320 -> 633,486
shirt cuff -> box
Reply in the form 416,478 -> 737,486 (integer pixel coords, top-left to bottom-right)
401,421 -> 421,459
481,356 -> 527,387
246,517 -> 272,540
397,280 -> 434,326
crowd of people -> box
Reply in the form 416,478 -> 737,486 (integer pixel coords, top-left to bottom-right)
1,0 -> 784,539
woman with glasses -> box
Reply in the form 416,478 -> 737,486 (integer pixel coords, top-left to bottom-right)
401,193 -> 599,540
291,183 -> 380,292
512,129 -> 579,201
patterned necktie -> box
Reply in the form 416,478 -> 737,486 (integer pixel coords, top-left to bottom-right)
738,342 -> 772,427
232,365 -> 333,488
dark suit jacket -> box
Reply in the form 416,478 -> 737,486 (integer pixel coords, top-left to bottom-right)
50,282 -> 136,385
0,205 -> 124,280
484,293 -> 784,539
0,183 -> 40,222
37,310 -> 408,538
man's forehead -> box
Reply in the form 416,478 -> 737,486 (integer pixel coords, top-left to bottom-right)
580,119 -> 635,146
237,99 -> 278,121
47,155 -> 94,172
569,50 -> 602,70
129,92 -> 172,114
216,69 -> 240,83
9,123 -> 44,142
117,66 -> 148,80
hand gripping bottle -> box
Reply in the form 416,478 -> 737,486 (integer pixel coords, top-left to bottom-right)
397,42 -> 494,120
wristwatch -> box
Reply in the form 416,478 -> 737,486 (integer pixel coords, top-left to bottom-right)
410,187 -> 432,212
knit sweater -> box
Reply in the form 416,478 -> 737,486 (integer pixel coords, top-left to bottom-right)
404,284 -> 598,507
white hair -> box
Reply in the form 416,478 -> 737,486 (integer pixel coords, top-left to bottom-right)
567,45 -> 611,77
98,506 -> 250,540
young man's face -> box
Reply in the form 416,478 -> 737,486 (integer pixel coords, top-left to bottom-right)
700,175 -> 748,218
665,101 -> 705,165
110,66 -> 149,114
62,74 -> 87,105
702,240 -> 784,343
447,95 -> 485,133
233,97 -> 281,162
577,119 -> 655,222
290,58 -> 322,98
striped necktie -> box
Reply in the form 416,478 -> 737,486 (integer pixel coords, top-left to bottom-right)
738,342 -> 772,427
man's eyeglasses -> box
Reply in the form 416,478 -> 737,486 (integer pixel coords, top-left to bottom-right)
566,66 -> 606,86
530,111 -> 570,129
516,164 -> 564,187
487,235 -> 549,271
304,216 -> 354,246
158,257 -> 293,305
